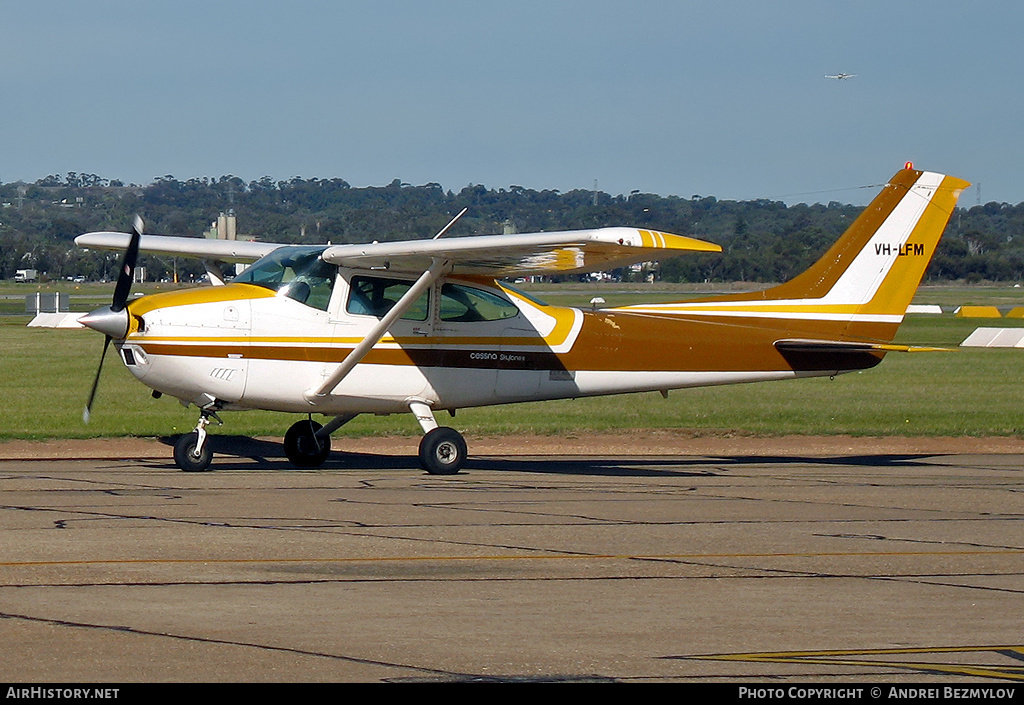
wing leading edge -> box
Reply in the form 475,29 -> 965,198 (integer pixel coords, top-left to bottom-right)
75,226 -> 721,276
321,227 -> 721,276
74,232 -> 280,264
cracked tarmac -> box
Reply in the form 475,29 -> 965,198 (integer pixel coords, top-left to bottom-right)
0,436 -> 1022,682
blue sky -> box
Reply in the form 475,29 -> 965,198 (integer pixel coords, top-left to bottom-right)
2,1 -> 1022,205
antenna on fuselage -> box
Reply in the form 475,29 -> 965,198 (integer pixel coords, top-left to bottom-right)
433,207 -> 468,239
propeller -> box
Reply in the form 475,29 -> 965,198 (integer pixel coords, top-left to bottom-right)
80,216 -> 143,423
111,215 -> 142,312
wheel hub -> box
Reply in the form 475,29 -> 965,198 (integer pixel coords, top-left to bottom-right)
436,441 -> 457,464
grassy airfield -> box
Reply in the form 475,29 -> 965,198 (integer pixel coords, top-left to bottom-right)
2,281 -> 1024,440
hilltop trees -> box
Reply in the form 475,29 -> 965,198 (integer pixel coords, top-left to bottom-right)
1,172 -> 1021,283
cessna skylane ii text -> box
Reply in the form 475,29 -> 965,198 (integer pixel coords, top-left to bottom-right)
74,165 -> 968,473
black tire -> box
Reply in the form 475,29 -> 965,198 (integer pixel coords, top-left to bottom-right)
174,431 -> 213,472
418,427 -> 467,475
284,419 -> 331,468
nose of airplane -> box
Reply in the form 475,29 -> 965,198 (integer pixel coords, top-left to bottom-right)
78,305 -> 130,339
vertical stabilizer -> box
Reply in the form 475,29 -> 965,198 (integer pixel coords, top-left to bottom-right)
764,166 -> 970,318
624,166 -> 970,344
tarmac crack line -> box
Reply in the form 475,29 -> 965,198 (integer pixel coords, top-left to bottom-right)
0,610 -> 471,679
817,531 -> 1024,553
692,489 -> 1024,521
635,556 -> 1024,594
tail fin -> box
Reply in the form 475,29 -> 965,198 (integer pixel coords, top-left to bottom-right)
752,166 -> 970,316
632,166 -> 970,344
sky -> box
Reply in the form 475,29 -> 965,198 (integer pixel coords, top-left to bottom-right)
2,1 -> 1022,206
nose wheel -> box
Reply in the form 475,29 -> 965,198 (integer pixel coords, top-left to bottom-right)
174,413 -> 216,472
173,432 -> 213,472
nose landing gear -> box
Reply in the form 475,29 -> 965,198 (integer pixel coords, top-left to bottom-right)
173,411 -> 219,472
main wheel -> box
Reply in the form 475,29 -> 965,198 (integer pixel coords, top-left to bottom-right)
418,427 -> 467,475
174,431 -> 213,472
284,419 -> 331,468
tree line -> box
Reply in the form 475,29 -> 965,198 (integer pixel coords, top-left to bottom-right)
1,172 -> 1021,283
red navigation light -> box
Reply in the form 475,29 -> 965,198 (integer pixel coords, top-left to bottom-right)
904,161 -> 914,170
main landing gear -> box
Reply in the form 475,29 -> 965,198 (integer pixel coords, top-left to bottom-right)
281,413 -> 357,469
283,418 -> 330,468
171,404 -> 468,475
418,426 -> 468,475
409,400 -> 468,475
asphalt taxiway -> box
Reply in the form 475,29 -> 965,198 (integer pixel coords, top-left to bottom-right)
1,436 -> 1022,683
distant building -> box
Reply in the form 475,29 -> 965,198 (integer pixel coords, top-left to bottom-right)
203,211 -> 255,242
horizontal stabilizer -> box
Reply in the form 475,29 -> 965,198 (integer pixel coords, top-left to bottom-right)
960,327 -> 1024,348
27,312 -> 85,329
775,339 -> 954,354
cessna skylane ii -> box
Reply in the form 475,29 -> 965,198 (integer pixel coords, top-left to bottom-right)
74,165 -> 968,473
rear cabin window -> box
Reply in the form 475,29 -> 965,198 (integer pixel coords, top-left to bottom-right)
346,276 -> 430,321
439,284 -> 519,322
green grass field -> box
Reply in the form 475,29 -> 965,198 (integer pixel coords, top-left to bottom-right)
3,282 -> 1024,440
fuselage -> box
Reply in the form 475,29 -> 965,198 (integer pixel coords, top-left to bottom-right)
116,258 -> 883,417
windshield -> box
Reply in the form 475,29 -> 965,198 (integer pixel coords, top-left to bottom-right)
234,246 -> 335,311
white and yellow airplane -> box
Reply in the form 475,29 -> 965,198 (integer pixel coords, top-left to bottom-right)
74,165 -> 968,473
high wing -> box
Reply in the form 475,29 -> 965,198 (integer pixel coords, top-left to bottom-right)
76,226 -> 721,276
74,232 -> 279,263
321,227 -> 721,276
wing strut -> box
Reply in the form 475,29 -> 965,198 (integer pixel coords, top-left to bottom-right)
305,257 -> 451,402
202,260 -> 227,286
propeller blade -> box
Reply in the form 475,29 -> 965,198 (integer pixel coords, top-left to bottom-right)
111,215 -> 143,312
83,335 -> 112,424
82,216 -> 143,424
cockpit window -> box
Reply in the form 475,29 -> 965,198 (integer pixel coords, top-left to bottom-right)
234,246 -> 335,311
439,284 -> 519,322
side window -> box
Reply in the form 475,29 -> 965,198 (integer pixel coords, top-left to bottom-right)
346,276 -> 429,321
439,284 -> 519,322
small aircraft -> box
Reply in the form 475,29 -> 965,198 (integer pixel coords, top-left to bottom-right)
825,73 -> 857,80
73,165 -> 968,473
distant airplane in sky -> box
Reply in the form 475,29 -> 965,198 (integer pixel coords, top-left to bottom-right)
825,73 -> 856,80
